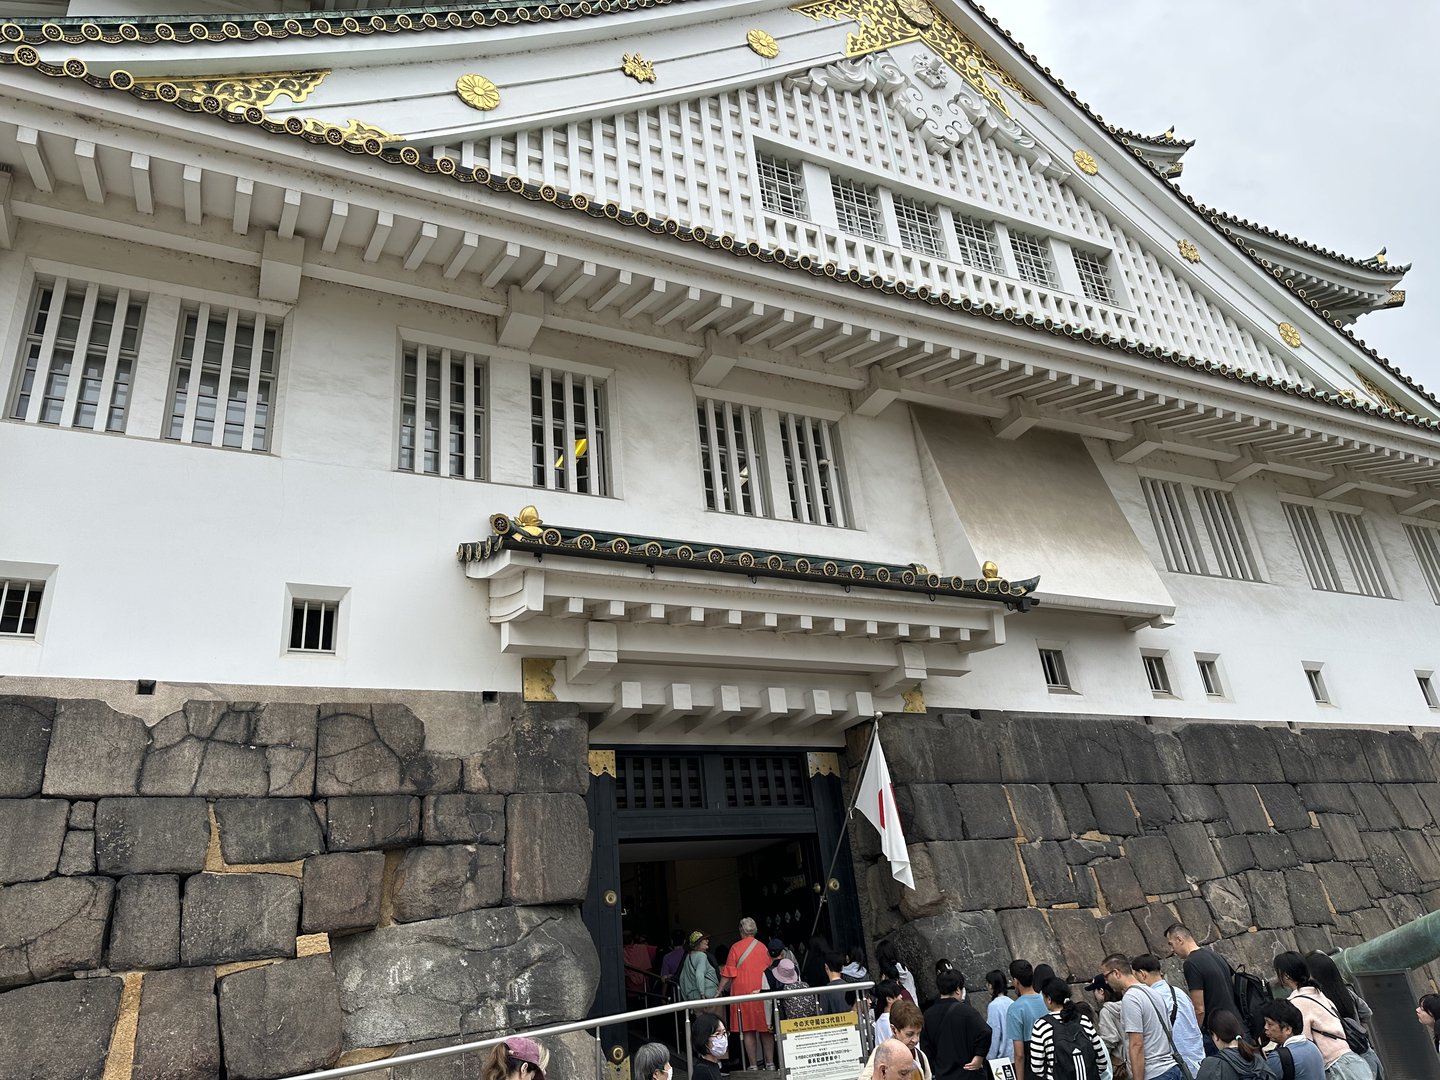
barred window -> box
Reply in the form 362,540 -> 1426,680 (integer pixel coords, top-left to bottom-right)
0,579 -> 43,637
831,177 -> 884,241
1330,510 -> 1391,598
696,399 -> 767,517
531,368 -> 608,495
1283,502 -> 1391,597
954,215 -> 1003,273
756,154 -> 808,219
398,343 -> 486,480
1009,231 -> 1058,287
1073,249 -> 1117,304
777,412 -> 849,527
288,599 -> 336,653
9,278 -> 144,433
893,196 -> 946,257
1039,648 -> 1070,690
166,304 -> 278,451
1284,503 -> 1342,592
1142,478 -> 1259,581
1404,523 -> 1440,604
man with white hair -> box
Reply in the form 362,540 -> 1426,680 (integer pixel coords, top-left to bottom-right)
872,1039 -> 919,1080
724,917 -> 776,1069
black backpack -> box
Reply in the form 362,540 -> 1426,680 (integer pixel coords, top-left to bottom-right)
1229,966 -> 1274,1042
1040,1016 -> 1100,1080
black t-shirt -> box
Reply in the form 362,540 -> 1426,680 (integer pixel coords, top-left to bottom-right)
1183,947 -> 1238,1019
921,998 -> 992,1080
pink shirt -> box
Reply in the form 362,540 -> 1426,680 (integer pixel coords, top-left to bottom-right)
1289,987 -> 1348,1067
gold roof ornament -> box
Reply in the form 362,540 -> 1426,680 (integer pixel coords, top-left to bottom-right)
1072,149 -> 1099,176
128,69 -> 329,111
747,29 -> 780,57
1373,247 -> 1388,265
894,0 -> 935,28
1177,239 -> 1201,263
455,73 -> 500,111
1277,322 -> 1302,349
621,53 -> 656,83
981,560 -> 1000,580
512,505 -> 544,537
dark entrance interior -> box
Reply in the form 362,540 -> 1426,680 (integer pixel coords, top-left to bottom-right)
584,747 -> 864,1063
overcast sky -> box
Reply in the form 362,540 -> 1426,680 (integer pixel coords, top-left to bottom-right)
979,0 -> 1440,392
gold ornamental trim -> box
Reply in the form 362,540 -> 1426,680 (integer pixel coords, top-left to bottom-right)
589,750 -> 617,778
455,73 -> 500,111
1178,239 -> 1201,263
747,28 -> 780,58
1353,369 -> 1401,411
128,68 -> 329,111
1277,322 -> 1302,349
621,52 -> 656,83
1072,149 -> 1098,176
793,0 -> 1037,118
807,752 -> 840,778
522,657 -> 558,702
902,686 -> 926,713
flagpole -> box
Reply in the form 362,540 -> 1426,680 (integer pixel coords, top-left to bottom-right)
799,717 -> 882,976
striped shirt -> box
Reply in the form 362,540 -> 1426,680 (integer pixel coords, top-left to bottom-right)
1028,1012 -> 1108,1080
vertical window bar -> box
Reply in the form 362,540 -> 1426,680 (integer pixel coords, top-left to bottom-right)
562,371 -> 578,493
703,400 -> 726,511
23,277 -> 68,425
739,405 -> 764,517
816,419 -> 847,528
211,307 -> 239,449
1284,504 -> 1341,591
784,413 -> 810,523
461,354 -> 476,480
242,314 -> 267,451
437,347 -> 453,479
90,287 -> 130,432
539,368 -> 555,490
584,374 -> 604,495
799,418 -> 827,525
1332,512 -> 1391,598
721,404 -> 746,516
58,283 -> 99,427
178,302 -> 209,444
1404,525 -> 1440,604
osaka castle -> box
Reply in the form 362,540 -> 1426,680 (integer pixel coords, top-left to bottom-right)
2,1 -> 1440,1078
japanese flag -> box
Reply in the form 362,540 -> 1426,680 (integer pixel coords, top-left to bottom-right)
856,735 -> 915,889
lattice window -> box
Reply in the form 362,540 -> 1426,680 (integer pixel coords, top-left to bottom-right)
1283,503 -> 1343,592
831,176 -> 884,241
165,303 -> 278,451
723,755 -> 811,808
0,579 -> 43,637
1073,249 -> 1117,304
953,215 -> 1003,273
893,196 -> 945,257
1405,523 -> 1440,604
1009,230 -> 1058,287
1142,478 -> 1206,575
1330,510 -> 1392,598
756,153 -> 808,219
1039,648 -> 1070,690
616,755 -> 703,810
531,368 -> 609,495
1142,479 -> 1259,581
9,278 -> 144,433
288,599 -> 336,653
696,398 -> 767,517
398,343 -> 486,480
777,412 -> 849,527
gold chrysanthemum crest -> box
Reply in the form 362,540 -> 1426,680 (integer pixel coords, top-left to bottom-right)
1277,322 -> 1302,349
455,73 -> 499,111
621,53 -> 656,83
1177,239 -> 1200,263
747,28 -> 779,57
1072,149 -> 1098,176
895,0 -> 935,28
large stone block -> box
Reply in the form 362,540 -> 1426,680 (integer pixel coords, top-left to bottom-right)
1167,785 -> 1223,824
891,908 -> 1008,995
1119,724 -> 1192,786
506,793 -> 591,904
951,784 -> 1016,840
395,844 -> 505,922
1383,784 -> 1433,829
1287,829 -> 1332,864
214,798 -> 324,864
1212,834 -> 1256,876
1315,861 -> 1369,914
316,705 -> 461,796
1243,869 -> 1293,929
1093,858 -> 1146,912
58,829 -> 96,875
330,906 -> 598,1046
0,875 -> 113,989
1134,903 -> 1179,954
1215,785 -> 1270,833
994,716 -> 1124,785
1352,784 -> 1405,831
1271,728 -> 1372,784
1249,833 -> 1301,871
1202,876 -> 1254,937
1285,868 -> 1334,925
0,798 -> 69,882
141,701 -> 317,798
0,976 -> 122,1080
1125,835 -> 1189,894
94,797 -> 210,876
0,697 -> 55,797
1255,785 -> 1310,831
1166,822 -> 1225,882
42,700 -> 149,797
1008,784 -> 1069,841
132,966 -> 220,1080
1173,897 -> 1216,944
1021,842 -> 1077,906
1363,731 -> 1433,783
180,873 -> 300,966
1085,785 -> 1139,836
219,955 -> 343,1079
1056,785 -> 1098,834
302,851 -> 385,934
1397,831 -> 1440,887
928,839 -> 1028,909
998,907 -> 1065,977
1048,909 -> 1107,983
1099,912 -> 1148,960
1130,786 -> 1178,828
1365,833 -> 1423,893
898,845 -> 947,921
1297,784 -> 1358,815
326,795 -> 421,851
1316,814 -> 1366,862
462,701 -> 589,795
422,794 -> 507,846
1179,725 -> 1284,784
109,874 -> 181,970
896,784 -> 966,842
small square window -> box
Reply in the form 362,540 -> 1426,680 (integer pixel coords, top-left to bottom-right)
1197,657 -> 1224,698
289,599 -> 337,653
1305,664 -> 1330,705
756,154 -> 808,219
0,579 -> 44,637
1144,654 -> 1173,695
831,176 -> 885,241
1073,249 -> 1117,305
893,196 -> 946,257
1419,673 -> 1438,710
1038,648 -> 1070,691
1009,231 -> 1058,288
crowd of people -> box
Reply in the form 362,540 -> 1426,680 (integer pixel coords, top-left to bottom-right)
615,918 -> 1440,1080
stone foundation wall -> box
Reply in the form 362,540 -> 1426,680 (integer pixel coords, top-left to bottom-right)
0,694 -> 600,1080
857,713 -> 1440,1001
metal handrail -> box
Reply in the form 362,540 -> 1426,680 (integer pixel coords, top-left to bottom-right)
280,980 -> 876,1080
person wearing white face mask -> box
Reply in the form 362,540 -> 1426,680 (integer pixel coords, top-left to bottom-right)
635,1041 -> 675,1080
693,1012 -> 732,1080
